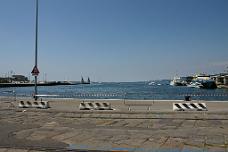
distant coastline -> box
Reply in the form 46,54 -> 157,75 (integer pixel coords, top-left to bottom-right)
0,81 -> 80,88
0,75 -> 91,88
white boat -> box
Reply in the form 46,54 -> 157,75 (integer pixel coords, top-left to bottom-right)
187,82 -> 203,88
170,77 -> 187,86
148,81 -> 155,85
191,74 -> 217,89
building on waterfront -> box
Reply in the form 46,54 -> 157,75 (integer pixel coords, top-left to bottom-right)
0,77 -> 10,83
211,73 -> 228,87
0,75 -> 29,83
11,75 -> 29,83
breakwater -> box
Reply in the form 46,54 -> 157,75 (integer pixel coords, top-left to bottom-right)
0,81 -> 80,88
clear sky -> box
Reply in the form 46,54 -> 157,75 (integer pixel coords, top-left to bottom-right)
0,0 -> 227,82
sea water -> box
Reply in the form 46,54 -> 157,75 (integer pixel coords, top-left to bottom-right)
0,80 -> 228,101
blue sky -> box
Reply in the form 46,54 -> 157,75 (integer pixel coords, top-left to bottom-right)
0,0 -> 227,82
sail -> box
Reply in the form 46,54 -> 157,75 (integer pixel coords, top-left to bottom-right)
81,77 -> 84,83
87,77 -> 90,83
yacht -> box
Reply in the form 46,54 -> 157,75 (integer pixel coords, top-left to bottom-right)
170,77 -> 187,86
148,81 -> 155,85
187,81 -> 203,88
193,74 -> 217,89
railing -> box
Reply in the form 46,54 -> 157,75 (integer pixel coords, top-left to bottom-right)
2,91 -> 228,101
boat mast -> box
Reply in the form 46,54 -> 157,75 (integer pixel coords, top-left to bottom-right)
34,0 -> 39,100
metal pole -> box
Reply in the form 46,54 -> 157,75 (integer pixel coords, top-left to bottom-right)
34,0 -> 39,100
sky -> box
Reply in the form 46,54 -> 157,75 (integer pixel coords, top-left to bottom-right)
0,0 -> 227,82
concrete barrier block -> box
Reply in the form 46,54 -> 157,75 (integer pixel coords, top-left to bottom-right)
18,100 -> 49,109
173,103 -> 207,111
79,102 -> 113,110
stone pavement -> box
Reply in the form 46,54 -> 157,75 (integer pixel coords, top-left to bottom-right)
0,107 -> 228,152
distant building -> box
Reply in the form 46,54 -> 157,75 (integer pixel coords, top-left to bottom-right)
211,73 -> 228,86
0,75 -> 29,83
0,77 -> 10,83
11,75 -> 29,83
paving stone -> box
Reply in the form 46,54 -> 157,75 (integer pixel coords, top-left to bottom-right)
98,119 -> 118,126
156,148 -> 182,152
123,137 -> 147,147
6,149 -> 28,152
221,120 -> 228,126
169,120 -> 184,127
140,140 -> 160,151
195,120 -> 209,127
0,148 -> 7,152
122,119 -> 139,127
82,137 -> 112,149
206,135 -> 225,146
151,119 -> 164,128
163,128 -> 193,139
15,129 -> 36,139
26,130 -> 60,141
204,146 -> 226,152
106,119 -> 122,126
95,119 -> 108,126
109,120 -> 129,127
42,121 -> 59,128
131,120 -> 147,128
26,132 -> 47,141
63,131 -> 93,144
52,131 -> 80,141
208,120 -> 223,127
180,120 -> 196,128
135,120 -> 154,128
109,134 -> 130,145
184,135 -> 205,148
161,125 -> 178,130
225,135 -> 228,144
110,114 -> 121,118
159,137 -> 184,151
51,126 -> 70,132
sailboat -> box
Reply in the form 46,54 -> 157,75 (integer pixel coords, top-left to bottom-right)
81,77 -> 90,84
81,77 -> 85,84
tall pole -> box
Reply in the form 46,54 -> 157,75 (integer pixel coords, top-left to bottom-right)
34,0 -> 39,100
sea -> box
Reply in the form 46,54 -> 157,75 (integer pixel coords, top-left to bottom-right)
0,80 -> 228,101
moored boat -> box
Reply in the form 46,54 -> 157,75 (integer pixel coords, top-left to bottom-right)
170,77 -> 187,86
193,74 -> 217,89
187,81 -> 203,88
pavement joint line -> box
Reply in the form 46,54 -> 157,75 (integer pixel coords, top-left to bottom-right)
175,120 -> 184,129
45,112 -> 228,120
72,116 -> 228,120
193,120 -> 198,127
205,143 -> 228,148
225,135 -> 228,151
12,107 -> 228,114
160,136 -> 170,147
0,146 -> 69,152
183,142 -> 203,149
15,108 -> 228,114
204,136 -> 207,150
224,135 -> 227,145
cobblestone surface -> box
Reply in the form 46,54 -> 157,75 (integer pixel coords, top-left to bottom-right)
1,99 -> 228,151
0,108 -> 228,152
